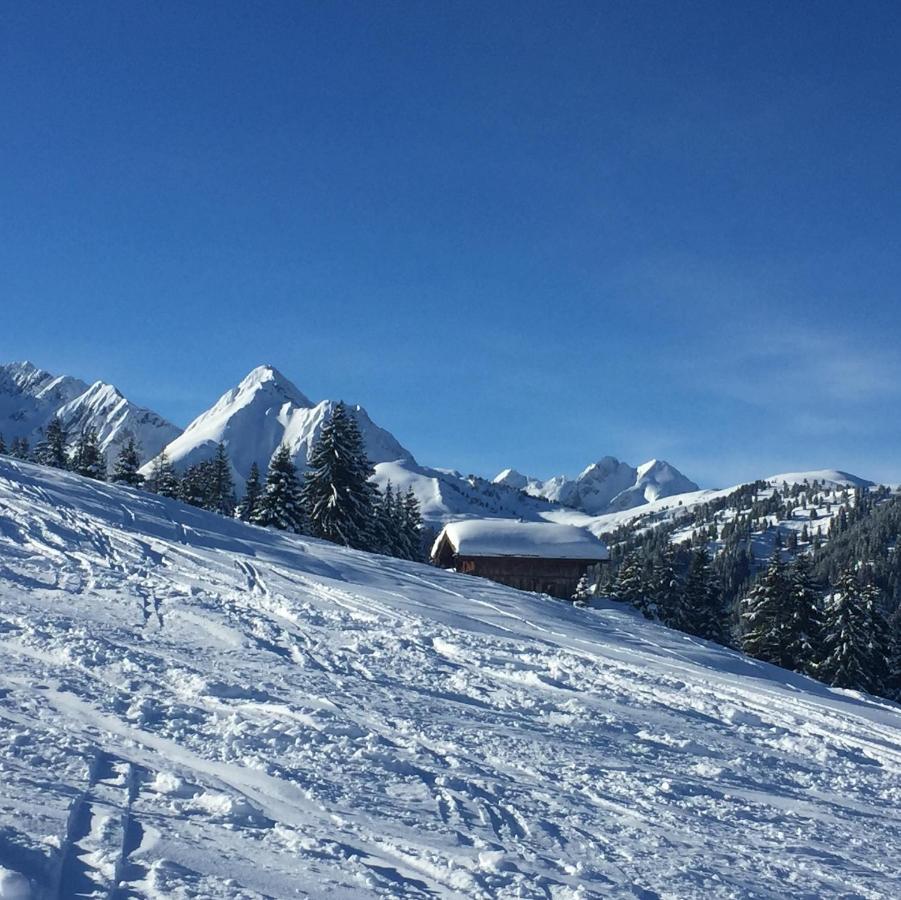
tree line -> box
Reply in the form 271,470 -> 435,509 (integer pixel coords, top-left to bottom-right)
0,403 -> 424,562
587,484 -> 901,702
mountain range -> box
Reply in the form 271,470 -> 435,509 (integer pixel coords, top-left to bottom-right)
3,359 -> 866,528
0,361 -> 180,465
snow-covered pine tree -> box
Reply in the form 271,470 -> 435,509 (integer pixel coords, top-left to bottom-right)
613,551 -> 652,617
680,547 -> 727,643
740,554 -> 791,666
650,546 -> 680,627
572,573 -> 593,604
861,580 -> 891,695
401,487 -> 423,561
819,569 -> 878,692
206,443 -> 236,516
11,437 -> 30,460
301,402 -> 376,551
179,463 -> 209,508
146,451 -> 180,499
0,433 -> 6,454
43,417 -> 69,469
785,554 -> 823,676
886,605 -> 901,700
253,445 -> 305,532
70,429 -> 106,480
372,482 -> 400,556
235,462 -> 262,522
111,437 -> 144,486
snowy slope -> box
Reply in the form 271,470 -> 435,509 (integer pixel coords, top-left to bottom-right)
494,457 -> 699,516
1,459 -> 900,899
142,365 -> 413,490
0,362 -> 181,464
372,460 -> 559,527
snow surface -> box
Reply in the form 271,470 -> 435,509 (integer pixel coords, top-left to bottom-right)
0,362 -> 181,465
493,457 -> 700,516
765,469 -> 874,489
1,459 -> 900,898
434,520 -> 609,561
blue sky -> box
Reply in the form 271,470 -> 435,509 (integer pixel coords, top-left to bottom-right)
2,2 -> 900,486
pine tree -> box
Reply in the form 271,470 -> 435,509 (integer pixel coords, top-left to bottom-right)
371,482 -> 399,555
861,580 -> 891,695
572,573 -> 593,604
36,417 -> 69,469
179,463 -> 209,507
235,462 -> 262,522
785,554 -> 823,676
820,569 -> 876,691
146,452 -> 180,498
650,546 -> 680,627
400,487 -> 423,560
111,437 -> 144,486
0,433 -> 6,455
741,555 -> 791,666
70,429 -> 106,480
886,605 -> 901,700
11,437 -> 30,460
253,445 -> 305,532
680,547 -> 727,642
206,443 -> 236,516
613,551 -> 652,617
301,402 -> 376,550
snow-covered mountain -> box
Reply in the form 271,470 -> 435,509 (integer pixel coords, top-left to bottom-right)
0,361 -> 181,464
141,365 -> 414,489
1,458 -> 899,898
494,456 -> 699,515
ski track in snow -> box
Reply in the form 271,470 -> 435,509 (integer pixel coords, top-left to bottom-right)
0,459 -> 900,898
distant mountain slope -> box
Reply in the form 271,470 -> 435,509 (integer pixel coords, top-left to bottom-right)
142,365 -> 414,489
0,361 -> 181,464
495,456 -> 699,515
1,458 -> 899,898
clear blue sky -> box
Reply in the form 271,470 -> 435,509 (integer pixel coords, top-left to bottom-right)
2,2 -> 900,486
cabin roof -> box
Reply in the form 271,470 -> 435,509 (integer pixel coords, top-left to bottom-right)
432,518 -> 609,561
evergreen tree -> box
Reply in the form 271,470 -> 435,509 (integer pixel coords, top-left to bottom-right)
301,402 -> 376,550
146,452 -> 180,498
371,482 -> 400,556
235,462 -> 262,522
11,437 -> 30,460
886,605 -> 901,700
650,546 -> 680,627
111,437 -> 144,486
820,569 -> 877,691
741,555 -> 791,666
613,551 -> 652,617
400,487 -> 424,560
70,429 -> 106,480
36,417 -> 69,469
0,433 -> 6,455
785,554 -> 823,676
254,445 -> 305,532
206,443 -> 237,516
179,463 -> 210,507
680,547 -> 727,642
572,573 -> 593,604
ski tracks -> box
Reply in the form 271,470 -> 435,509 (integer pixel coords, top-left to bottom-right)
56,750 -> 150,899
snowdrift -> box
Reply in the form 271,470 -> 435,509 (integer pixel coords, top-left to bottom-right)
0,459 -> 899,898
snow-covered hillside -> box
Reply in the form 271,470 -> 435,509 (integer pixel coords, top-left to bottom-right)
495,457 -> 699,516
0,362 -> 181,465
1,459 -> 900,898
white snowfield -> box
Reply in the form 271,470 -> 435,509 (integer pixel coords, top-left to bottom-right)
434,520 -> 609,561
1,460 -> 900,899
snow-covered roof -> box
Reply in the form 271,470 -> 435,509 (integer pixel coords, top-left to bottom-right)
433,519 -> 609,561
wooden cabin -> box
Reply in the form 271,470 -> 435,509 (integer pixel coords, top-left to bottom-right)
430,519 -> 608,599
